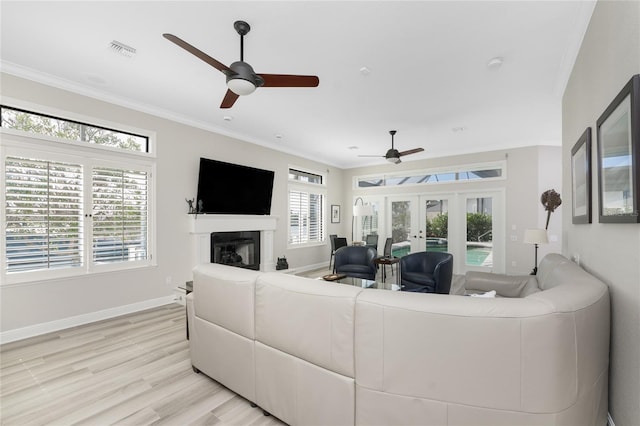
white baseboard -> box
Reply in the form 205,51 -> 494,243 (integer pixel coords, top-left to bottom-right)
289,261 -> 331,274
0,295 -> 176,344
608,412 -> 615,426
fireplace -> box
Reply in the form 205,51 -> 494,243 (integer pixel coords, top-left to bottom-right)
189,214 -> 277,272
211,231 -> 260,270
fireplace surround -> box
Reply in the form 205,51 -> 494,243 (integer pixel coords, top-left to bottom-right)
189,214 -> 277,271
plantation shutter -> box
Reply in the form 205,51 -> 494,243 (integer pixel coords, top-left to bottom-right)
289,189 -> 324,244
92,167 -> 148,263
4,157 -> 83,272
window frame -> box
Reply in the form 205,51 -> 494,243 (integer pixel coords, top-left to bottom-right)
1,105 -> 149,153
353,161 -> 507,189
1,127 -> 156,286
0,97 -> 155,158
287,166 -> 327,249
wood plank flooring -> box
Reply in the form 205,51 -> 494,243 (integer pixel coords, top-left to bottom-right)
0,304 -> 285,426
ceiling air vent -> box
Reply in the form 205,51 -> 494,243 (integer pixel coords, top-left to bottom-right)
109,40 -> 136,58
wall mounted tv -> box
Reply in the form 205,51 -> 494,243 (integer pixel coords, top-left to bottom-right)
196,157 -> 275,215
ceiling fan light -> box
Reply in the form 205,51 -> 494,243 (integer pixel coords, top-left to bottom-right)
227,78 -> 256,96
387,156 -> 401,164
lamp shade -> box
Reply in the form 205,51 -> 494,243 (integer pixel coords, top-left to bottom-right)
523,229 -> 548,244
353,204 -> 374,217
227,78 -> 257,96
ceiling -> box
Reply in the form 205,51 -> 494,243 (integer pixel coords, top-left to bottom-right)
0,1 -> 595,169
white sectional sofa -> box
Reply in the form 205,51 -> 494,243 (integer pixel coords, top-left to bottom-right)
186,253 -> 610,425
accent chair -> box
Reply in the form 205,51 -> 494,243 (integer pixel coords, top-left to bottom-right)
400,251 -> 453,293
334,245 -> 377,280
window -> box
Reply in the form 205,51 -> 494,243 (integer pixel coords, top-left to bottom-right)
1,105 -> 148,153
355,162 -> 505,188
92,167 -> 148,263
1,106 -> 154,283
5,157 -> 84,272
288,168 -> 325,246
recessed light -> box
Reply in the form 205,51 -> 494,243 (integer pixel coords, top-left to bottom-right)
223,115 -> 233,121
452,126 -> 466,133
348,146 -> 359,150
274,133 -> 283,139
359,67 -> 371,76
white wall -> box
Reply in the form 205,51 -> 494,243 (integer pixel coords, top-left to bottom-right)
562,1 -> 640,424
0,73 -> 344,336
342,145 -> 562,275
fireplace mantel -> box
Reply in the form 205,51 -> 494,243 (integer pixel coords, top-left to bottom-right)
189,214 -> 278,271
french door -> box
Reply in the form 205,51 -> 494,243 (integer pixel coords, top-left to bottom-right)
387,190 -> 504,273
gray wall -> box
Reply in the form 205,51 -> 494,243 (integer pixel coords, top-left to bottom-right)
0,73 -> 345,334
562,1 -> 640,424
342,145 -> 562,275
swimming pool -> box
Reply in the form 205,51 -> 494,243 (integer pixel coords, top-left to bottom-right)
391,240 -> 493,267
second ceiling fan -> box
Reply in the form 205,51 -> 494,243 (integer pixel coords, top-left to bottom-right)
163,20 -> 319,109
359,130 -> 424,164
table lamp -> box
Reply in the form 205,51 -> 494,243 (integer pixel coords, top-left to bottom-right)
523,228 -> 548,275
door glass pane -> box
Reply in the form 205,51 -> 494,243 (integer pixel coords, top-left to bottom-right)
466,197 -> 493,267
391,201 -> 411,257
425,199 -> 448,252
360,201 -> 379,248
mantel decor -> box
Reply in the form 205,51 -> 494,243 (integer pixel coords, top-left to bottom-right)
571,128 -> 592,224
596,74 -> 640,223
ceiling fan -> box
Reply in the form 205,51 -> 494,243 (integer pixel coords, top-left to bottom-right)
359,130 -> 424,164
163,21 -> 319,109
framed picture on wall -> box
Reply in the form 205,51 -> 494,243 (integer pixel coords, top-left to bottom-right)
596,74 -> 640,223
571,127 -> 592,224
331,204 -> 341,223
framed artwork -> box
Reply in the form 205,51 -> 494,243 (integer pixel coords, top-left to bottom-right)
596,74 -> 640,223
571,127 -> 592,224
331,204 -> 341,223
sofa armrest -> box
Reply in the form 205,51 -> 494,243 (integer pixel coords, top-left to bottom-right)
464,271 -> 540,297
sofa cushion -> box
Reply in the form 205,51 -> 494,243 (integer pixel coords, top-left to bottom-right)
355,290 -> 581,413
464,271 -> 540,297
536,253 -> 571,290
193,263 -> 259,339
255,272 -> 362,378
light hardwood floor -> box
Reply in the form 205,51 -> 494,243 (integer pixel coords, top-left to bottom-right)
0,304 -> 285,426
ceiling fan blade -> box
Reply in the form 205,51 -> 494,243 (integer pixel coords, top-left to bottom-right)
358,154 -> 385,158
398,147 -> 425,157
220,89 -> 240,109
258,74 -> 320,87
163,33 -> 232,75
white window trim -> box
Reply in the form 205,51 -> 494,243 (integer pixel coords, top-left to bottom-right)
1,130 -> 156,286
287,166 -> 327,249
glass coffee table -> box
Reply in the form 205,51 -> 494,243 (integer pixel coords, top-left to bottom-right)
322,274 -> 401,291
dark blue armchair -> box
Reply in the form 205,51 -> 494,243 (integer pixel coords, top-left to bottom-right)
334,246 -> 378,280
400,251 -> 453,293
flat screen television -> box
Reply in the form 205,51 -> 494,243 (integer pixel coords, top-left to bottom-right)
196,157 -> 274,215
